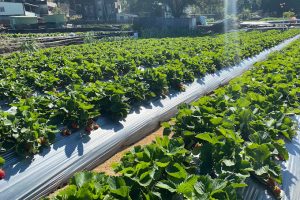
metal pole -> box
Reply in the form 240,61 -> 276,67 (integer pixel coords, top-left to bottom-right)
280,2 -> 286,30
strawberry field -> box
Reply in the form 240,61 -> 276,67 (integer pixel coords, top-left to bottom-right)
0,32 -> 133,55
48,35 -> 300,200
0,29 -> 300,193
0,30 -> 299,166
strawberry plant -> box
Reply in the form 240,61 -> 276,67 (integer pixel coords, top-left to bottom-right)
50,37 -> 300,200
116,74 -> 151,105
96,82 -> 130,121
51,86 -> 99,127
141,69 -> 168,97
1,29 -> 300,176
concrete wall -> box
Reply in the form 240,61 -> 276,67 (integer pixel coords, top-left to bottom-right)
0,2 -> 25,16
116,13 -> 137,23
44,14 -> 66,24
10,16 -> 38,25
10,16 -> 38,29
134,17 -> 197,30
0,16 -> 10,26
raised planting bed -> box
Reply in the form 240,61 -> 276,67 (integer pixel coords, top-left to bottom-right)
49,37 -> 300,200
0,31 -> 134,54
0,30 -> 299,167
0,31 -> 299,199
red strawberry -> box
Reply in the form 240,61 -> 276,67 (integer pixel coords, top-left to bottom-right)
267,177 -> 276,188
71,122 -> 79,129
0,169 -> 5,180
277,155 -> 285,161
62,128 -> 71,136
37,137 -> 47,145
93,124 -> 100,130
87,119 -> 94,125
273,186 -> 281,197
85,126 -> 93,134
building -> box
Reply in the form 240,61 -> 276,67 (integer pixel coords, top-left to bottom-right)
0,0 -> 52,17
116,13 -> 138,23
69,0 -> 121,21
0,2 -> 27,16
0,1 -> 34,25
0,1 -> 56,27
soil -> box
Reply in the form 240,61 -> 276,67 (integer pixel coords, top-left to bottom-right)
93,127 -> 164,176
48,127 -> 164,198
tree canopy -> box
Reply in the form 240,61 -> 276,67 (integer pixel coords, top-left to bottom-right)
58,0 -> 300,19
125,0 -> 299,18
162,0 -> 196,18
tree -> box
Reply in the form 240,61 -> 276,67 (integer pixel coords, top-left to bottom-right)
126,0 -> 197,18
238,8 -> 251,20
194,0 -> 224,19
162,0 -> 196,18
55,0 -> 70,4
125,0 -> 162,17
283,11 -> 296,18
259,0 -> 300,17
101,0 -> 118,21
52,6 -> 66,14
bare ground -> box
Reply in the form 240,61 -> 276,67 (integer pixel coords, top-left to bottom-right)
48,127 -> 164,198
93,127 -> 164,176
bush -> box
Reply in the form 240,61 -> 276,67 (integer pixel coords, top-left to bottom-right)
20,40 -> 39,52
239,9 -> 252,20
83,32 -> 97,44
283,11 -> 296,19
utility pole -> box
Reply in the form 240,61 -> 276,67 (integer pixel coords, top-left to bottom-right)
280,2 -> 286,30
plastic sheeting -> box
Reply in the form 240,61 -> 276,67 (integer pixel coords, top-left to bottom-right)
0,34 -> 300,200
240,116 -> 300,200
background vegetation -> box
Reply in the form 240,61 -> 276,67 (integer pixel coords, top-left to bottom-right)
55,0 -> 300,20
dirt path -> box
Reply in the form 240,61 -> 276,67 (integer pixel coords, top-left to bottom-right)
48,127 -> 164,198
93,127 -> 164,176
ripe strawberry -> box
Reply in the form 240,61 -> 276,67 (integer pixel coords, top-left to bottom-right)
93,124 -> 100,130
277,155 -> 285,161
37,137 -> 47,145
0,169 -> 5,180
273,186 -> 281,197
71,122 -> 79,129
178,83 -> 184,88
87,119 -> 94,125
85,126 -> 93,134
267,177 -> 276,188
41,137 -> 48,145
62,128 -> 71,136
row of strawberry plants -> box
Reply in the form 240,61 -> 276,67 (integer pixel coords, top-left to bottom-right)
0,33 -> 68,39
0,30 -> 298,103
0,31 -> 128,39
0,30 -> 299,176
49,38 -> 300,199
